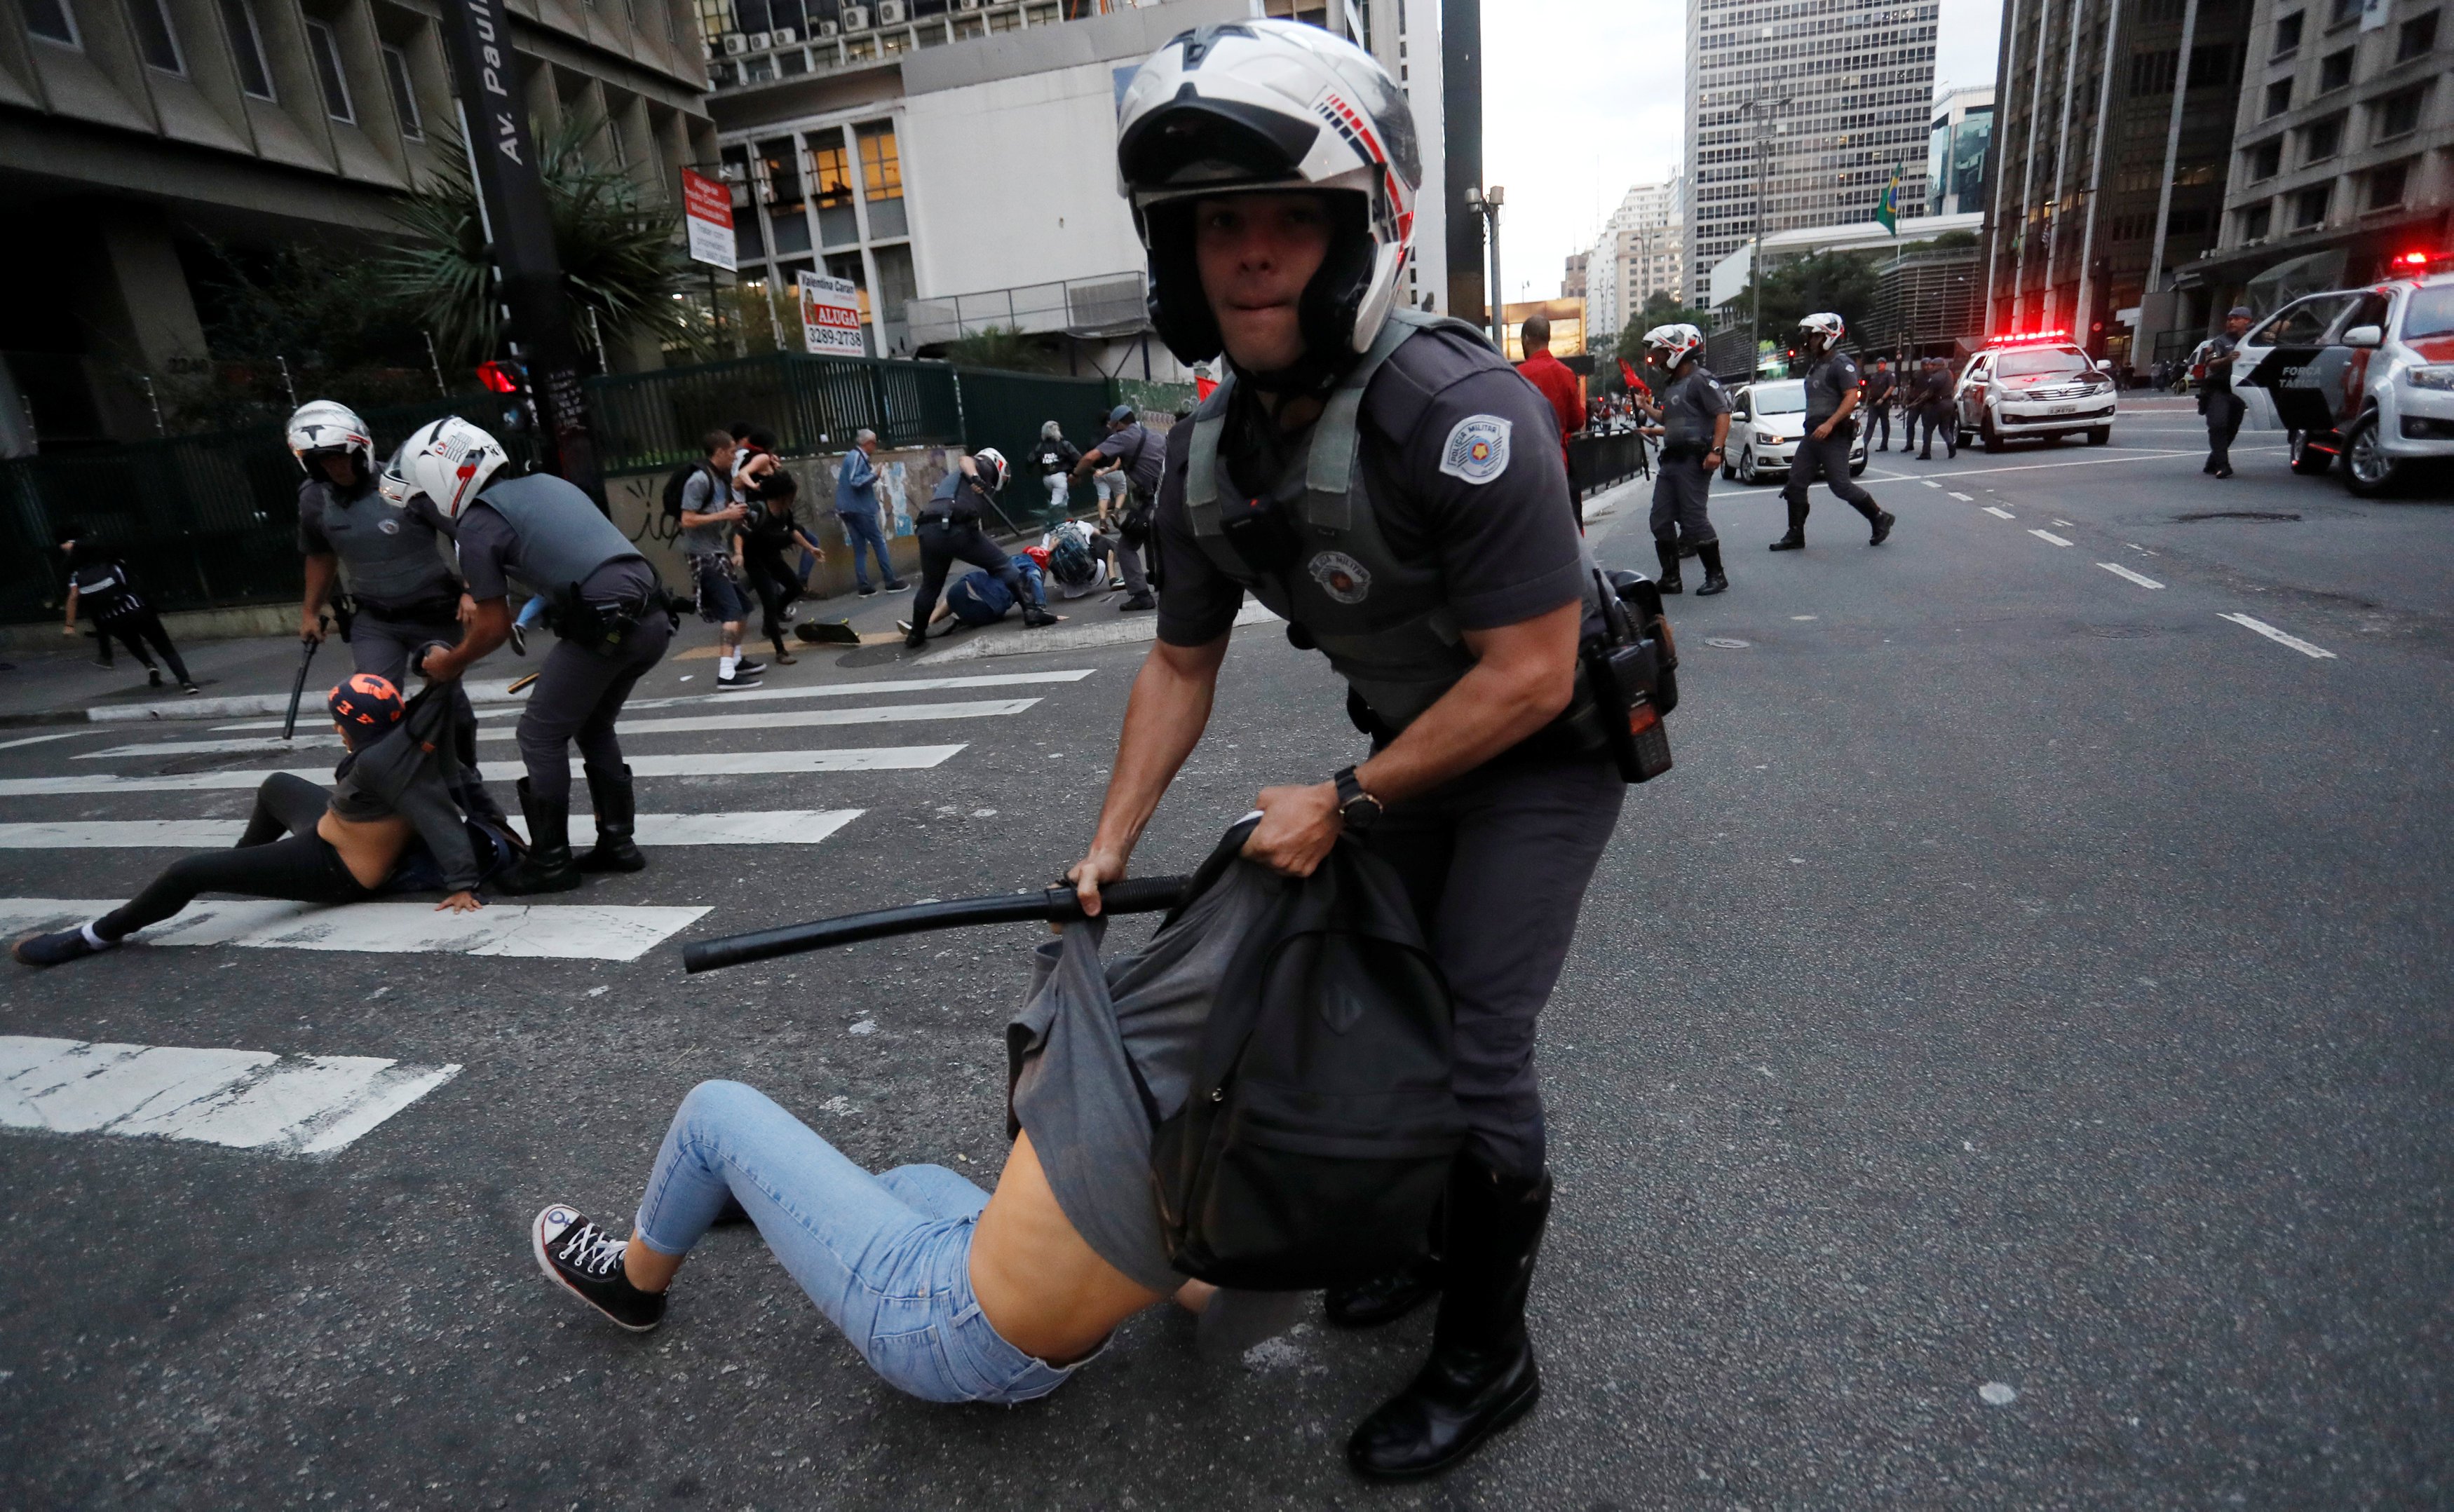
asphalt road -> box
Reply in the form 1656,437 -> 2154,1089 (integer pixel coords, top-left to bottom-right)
1,402 -> 2447,1509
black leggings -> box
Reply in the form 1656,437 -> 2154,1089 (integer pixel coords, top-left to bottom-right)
743,546 -> 804,651
95,609 -> 191,685
96,775 -> 371,941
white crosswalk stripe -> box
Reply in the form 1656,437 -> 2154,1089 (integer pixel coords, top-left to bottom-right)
0,744 -> 967,796
0,810 -> 865,849
0,1034 -> 459,1155
0,898 -> 709,960
205,669 -> 1096,730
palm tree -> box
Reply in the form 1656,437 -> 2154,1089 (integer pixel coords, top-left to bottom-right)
386,117 -> 700,367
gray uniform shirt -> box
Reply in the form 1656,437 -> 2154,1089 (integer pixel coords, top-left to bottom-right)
454,504 -> 658,606
677,465 -> 735,557
1096,423 -> 1165,498
1803,350 -> 1862,427
1658,366 -> 1733,457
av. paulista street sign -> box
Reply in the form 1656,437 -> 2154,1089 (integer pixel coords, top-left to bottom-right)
682,170 -> 736,272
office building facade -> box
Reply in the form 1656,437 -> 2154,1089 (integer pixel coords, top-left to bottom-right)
1583,172 -> 1686,348
1683,0 -> 1939,308
1928,83 -> 1993,214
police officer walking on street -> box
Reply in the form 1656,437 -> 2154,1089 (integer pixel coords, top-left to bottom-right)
2196,306 -> 2255,478
1071,22 -> 1627,1479
1639,322 -> 1730,596
1770,313 -> 1896,551
388,418 -> 672,894
1071,404 -> 1164,611
903,449 -> 1053,648
1862,356 -> 1897,451
287,400 -> 505,826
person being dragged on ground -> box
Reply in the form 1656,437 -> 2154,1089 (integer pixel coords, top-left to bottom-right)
900,550 -> 1063,642
12,672 -> 494,967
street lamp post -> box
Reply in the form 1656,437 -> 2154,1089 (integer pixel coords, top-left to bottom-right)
1740,92 -> 1791,377
1467,184 -> 1506,348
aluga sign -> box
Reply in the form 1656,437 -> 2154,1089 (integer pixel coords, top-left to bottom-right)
799,273 -> 865,357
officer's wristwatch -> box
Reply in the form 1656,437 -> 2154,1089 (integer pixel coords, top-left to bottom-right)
1333,765 -> 1383,833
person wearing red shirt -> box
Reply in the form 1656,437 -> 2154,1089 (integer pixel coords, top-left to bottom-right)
1513,315 -> 1584,519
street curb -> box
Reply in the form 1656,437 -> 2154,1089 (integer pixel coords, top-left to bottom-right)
72,677 -> 536,726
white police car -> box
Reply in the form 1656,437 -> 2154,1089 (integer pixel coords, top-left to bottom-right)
1951,332 -> 2119,451
2235,255 -> 2454,496
1721,379 -> 1871,484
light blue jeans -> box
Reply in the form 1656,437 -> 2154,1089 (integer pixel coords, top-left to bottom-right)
515,595 -> 548,629
634,1080 -> 1080,1405
836,508 -> 896,589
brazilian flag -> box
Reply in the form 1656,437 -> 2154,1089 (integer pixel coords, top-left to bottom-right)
1875,165 -> 1901,234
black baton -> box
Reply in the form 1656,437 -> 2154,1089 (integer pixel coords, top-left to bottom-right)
281,634 -> 322,742
682,876 -> 1189,975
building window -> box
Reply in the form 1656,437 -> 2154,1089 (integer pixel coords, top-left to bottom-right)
2293,184 -> 2330,227
808,130 -> 857,246
2375,84 -> 2426,139
2238,202 -> 2273,240
2130,48 -> 2178,95
381,43 -> 421,137
2317,48 -> 2353,90
2247,137 -> 2283,178
2272,11 -> 2303,55
855,119 -> 904,239
24,0 -> 79,46
757,134 -> 811,256
2303,113 -> 2343,160
2188,42 -> 2233,89
2366,160 -> 2408,209
220,0 -> 275,97
307,19 -> 354,122
2264,78 -> 2293,116
2397,11 -> 2438,59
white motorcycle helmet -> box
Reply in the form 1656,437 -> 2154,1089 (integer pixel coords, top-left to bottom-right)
1643,323 -> 1705,369
287,400 -> 374,479
1798,311 -> 1847,350
1115,19 -> 1421,380
388,416 -> 511,519
972,447 -> 1009,493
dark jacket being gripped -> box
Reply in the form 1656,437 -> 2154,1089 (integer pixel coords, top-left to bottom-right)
329,685 -> 477,892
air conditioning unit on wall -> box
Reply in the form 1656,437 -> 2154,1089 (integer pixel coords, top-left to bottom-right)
721,31 -> 750,54
745,30 -> 771,49
771,26 -> 796,44
874,0 -> 906,22
954,0 -> 983,9
839,5 -> 871,29
814,18 -> 839,34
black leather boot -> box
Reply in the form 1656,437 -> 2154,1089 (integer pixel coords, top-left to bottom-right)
576,764 -> 647,874
1654,539 -> 1684,593
1346,1160 -> 1552,1480
1768,495 -> 1808,550
1325,1254 -> 1443,1329
496,779 -> 583,894
1696,541 -> 1730,595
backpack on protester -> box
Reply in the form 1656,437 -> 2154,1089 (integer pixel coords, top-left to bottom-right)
1145,820 -> 1467,1290
1045,522 -> 1100,593
659,461 -> 698,522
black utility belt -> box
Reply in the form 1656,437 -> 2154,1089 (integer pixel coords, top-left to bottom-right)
916,512 -> 970,529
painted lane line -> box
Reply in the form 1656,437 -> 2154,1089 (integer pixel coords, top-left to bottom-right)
95,701 -> 1036,760
1983,505 -> 2017,519
0,1035 -> 459,1155
2125,543 -> 2158,555
0,732 -> 96,753
1893,446 -> 2284,482
0,810 -> 865,850
0,745 -> 965,797
2220,613 -> 2337,660
205,669 -> 1097,730
2096,561 -> 2167,590
2053,518 -> 2075,527
2030,529 -> 2075,547
923,599 -> 1278,663
1948,491 -> 1974,501
1921,480 -> 1943,489
0,898 -> 710,960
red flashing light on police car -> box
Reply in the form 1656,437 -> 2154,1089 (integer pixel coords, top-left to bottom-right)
1990,328 -> 2070,346
2395,251 -> 2431,268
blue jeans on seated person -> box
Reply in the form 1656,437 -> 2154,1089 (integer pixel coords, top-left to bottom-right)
632,1079 -> 1082,1405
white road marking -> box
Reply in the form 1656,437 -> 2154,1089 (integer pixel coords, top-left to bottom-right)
0,811 -> 864,850
2030,529 -> 2075,547
1896,446 -> 2282,481
924,600 -> 1277,663
0,1035 -> 459,1155
206,670 -> 1096,729
1921,480 -> 1943,489
1984,506 -> 2016,519
2220,613 -> 2336,660
2125,543 -> 2158,555
0,745 -> 965,796
2053,518 -> 2075,527
1948,491 -> 1974,500
515,810 -> 862,847
0,821 -> 248,847
2096,562 -> 2167,590
93,702 -> 1036,759
0,898 -> 710,960
0,732 -> 93,752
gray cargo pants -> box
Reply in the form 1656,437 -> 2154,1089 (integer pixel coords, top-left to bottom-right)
1649,455 -> 1718,545
516,610 -> 673,803
1362,754 -> 1625,1180
1781,428 -> 1882,526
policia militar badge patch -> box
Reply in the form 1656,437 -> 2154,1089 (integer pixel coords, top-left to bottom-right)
1307,550 -> 1373,604
1439,415 -> 1512,484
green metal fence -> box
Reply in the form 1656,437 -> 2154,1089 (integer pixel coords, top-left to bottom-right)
585,352 -> 966,477
950,367 -> 1117,529
0,393 -> 533,625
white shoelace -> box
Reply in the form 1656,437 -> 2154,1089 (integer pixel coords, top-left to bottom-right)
556,1221 -> 628,1280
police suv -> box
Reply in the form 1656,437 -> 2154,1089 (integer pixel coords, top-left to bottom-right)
1721,379 -> 1871,484
2235,256 -> 2454,496
1951,331 -> 2120,451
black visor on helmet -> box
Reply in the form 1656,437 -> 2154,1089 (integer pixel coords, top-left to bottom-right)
1119,93 -> 1322,193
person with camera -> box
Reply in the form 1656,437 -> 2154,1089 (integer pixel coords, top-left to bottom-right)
903,449 -> 1052,648
1064,21 -> 1628,1479
1071,404 -> 1162,611
732,464 -> 825,665
1769,313 -> 1896,551
674,430 -> 762,693
390,418 -> 672,895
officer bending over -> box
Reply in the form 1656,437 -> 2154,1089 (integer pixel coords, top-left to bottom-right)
1072,21 -> 1627,1480
287,400 -> 504,826
903,449 -> 1052,648
1770,313 -> 1896,552
393,419 -> 672,894
2197,306 -> 2254,479
1071,404 -> 1163,611
1640,322 -> 1730,596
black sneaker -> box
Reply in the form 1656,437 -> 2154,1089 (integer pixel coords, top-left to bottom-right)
883,579 -> 911,592
732,658 -> 766,678
716,672 -> 762,692
13,927 -> 112,967
509,623 -> 529,658
180,682 -> 201,695
531,1206 -> 665,1333
857,584 -> 879,597
148,669 -> 164,688
1120,593 -> 1155,612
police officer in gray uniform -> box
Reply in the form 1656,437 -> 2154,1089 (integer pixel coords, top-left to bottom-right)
1071,22 -> 1625,1480
388,418 -> 672,895
287,401 -> 505,826
1770,312 -> 1896,552
1639,322 -> 1730,596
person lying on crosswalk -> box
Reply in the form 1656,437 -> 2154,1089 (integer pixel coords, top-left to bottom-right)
897,556 -> 1064,641
12,674 -> 487,967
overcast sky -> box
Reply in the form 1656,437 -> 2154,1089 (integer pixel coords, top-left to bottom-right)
1479,0 -> 2005,305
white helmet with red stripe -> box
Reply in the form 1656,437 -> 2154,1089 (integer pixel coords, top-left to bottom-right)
1116,20 -> 1420,377
1643,323 -> 1705,368
286,400 -> 374,479
388,416 -> 510,519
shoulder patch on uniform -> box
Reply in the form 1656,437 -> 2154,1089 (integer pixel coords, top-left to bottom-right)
1439,415 -> 1513,484
1306,550 -> 1372,604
